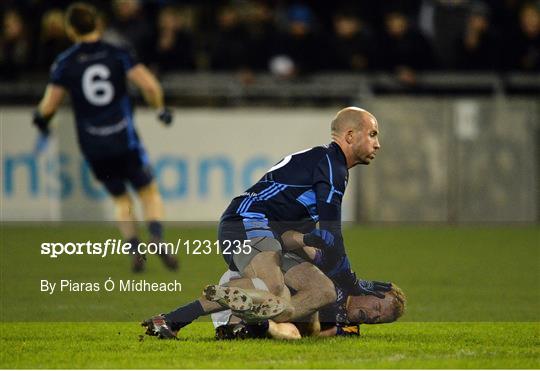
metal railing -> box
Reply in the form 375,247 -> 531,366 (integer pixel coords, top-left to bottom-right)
1,72 -> 538,104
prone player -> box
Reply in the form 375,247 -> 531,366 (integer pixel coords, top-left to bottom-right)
214,281 -> 406,340
142,230 -> 397,339
32,3 -> 177,272
210,234 -> 405,340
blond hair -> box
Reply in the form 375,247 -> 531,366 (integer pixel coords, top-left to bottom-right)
388,284 -> 406,321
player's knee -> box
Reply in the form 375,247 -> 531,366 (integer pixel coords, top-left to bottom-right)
265,279 -> 286,297
319,282 -> 337,306
138,181 -> 160,200
310,274 -> 337,306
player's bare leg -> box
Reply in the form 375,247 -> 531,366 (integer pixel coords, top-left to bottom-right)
142,277 -> 287,339
112,193 -> 144,272
207,266 -> 327,326
273,262 -> 336,322
137,181 -> 177,270
113,193 -> 137,238
138,181 -> 163,221
242,251 -> 288,297
204,284 -> 289,321
241,250 -> 295,318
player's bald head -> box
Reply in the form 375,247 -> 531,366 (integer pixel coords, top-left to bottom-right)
331,107 -> 376,135
330,107 -> 380,168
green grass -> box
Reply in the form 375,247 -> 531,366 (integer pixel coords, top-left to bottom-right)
1,224 -> 539,368
1,322 -> 538,368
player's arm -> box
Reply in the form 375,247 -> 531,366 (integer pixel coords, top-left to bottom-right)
312,156 -> 391,298
280,230 -> 306,251
33,84 -> 66,135
127,64 -> 172,125
280,230 -> 320,262
311,155 -> 348,270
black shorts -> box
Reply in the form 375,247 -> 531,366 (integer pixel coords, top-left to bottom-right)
86,149 -> 154,196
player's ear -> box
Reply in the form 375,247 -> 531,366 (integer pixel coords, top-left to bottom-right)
65,25 -> 76,41
346,130 -> 354,144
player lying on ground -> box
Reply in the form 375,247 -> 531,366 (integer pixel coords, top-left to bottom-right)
142,231 -> 395,339
142,273 -> 404,340
32,2 -> 176,272
209,238 -> 405,340
213,282 -> 406,340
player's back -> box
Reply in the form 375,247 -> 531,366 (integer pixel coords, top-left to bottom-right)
50,40 -> 140,158
222,142 -> 348,223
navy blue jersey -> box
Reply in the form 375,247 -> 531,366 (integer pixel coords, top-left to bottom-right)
222,142 -> 352,281
50,40 -> 142,159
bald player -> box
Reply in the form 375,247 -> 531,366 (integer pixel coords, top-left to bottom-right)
143,107 -> 388,339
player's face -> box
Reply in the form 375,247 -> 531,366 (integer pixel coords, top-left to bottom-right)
350,117 -> 380,165
346,293 -> 395,324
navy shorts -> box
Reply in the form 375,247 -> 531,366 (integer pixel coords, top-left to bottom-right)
86,149 -> 153,196
218,212 -> 280,272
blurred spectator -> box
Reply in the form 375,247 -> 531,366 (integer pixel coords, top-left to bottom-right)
0,9 -> 30,80
455,2 -> 501,70
422,0 -> 471,69
208,6 -> 250,71
378,11 -> 436,84
506,2 -> 540,70
0,0 -> 538,78
243,1 -> 278,71
36,9 -> 71,71
490,0 -> 528,37
328,11 -> 376,71
109,0 -> 154,63
269,4 -> 328,78
152,6 -> 196,72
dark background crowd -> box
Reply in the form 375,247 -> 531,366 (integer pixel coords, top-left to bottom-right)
1,0 -> 540,83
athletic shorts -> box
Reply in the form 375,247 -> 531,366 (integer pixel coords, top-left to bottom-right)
280,251 -> 309,273
218,214 -> 282,272
86,148 -> 153,196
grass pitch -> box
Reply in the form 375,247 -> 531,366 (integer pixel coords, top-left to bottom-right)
1,322 -> 538,368
0,224 -> 539,368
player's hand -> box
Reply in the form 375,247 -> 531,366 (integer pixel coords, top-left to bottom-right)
32,110 -> 51,135
303,229 -> 334,250
351,278 -> 392,299
157,107 -> 173,126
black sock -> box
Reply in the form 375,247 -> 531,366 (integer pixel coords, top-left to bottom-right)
164,300 -> 205,331
148,221 -> 163,241
245,320 -> 269,338
128,237 -> 140,254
